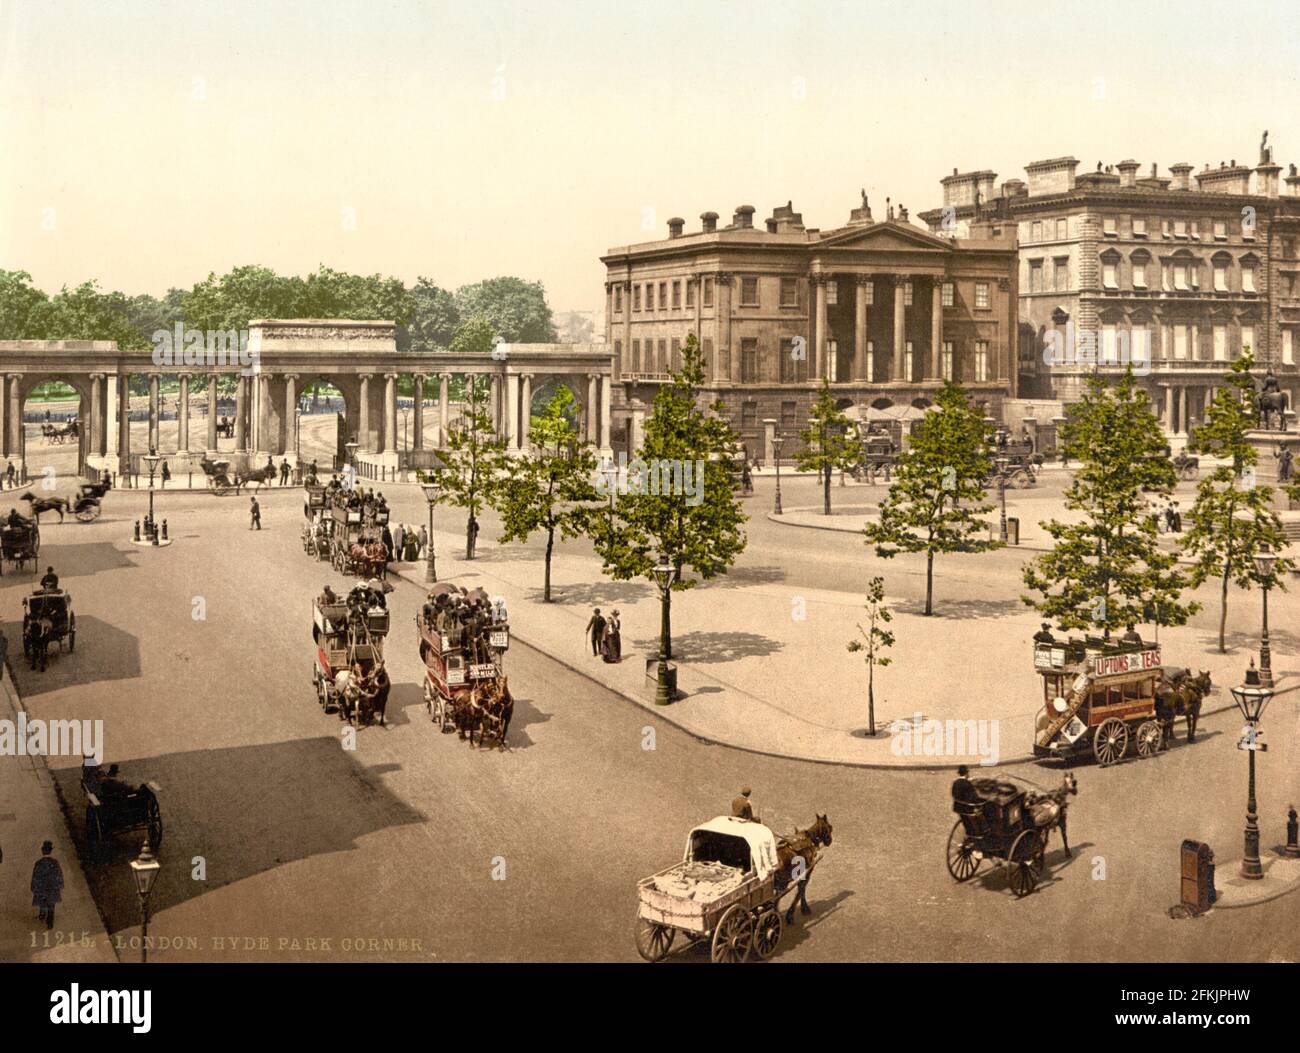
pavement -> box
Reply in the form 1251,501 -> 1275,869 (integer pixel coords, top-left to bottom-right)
0,665 -> 117,962
1213,849 -> 1300,909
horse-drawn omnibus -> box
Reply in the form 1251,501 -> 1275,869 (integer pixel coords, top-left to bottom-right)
312,587 -> 391,726
417,585 -> 512,747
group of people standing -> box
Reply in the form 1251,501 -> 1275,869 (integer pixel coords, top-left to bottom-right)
585,608 -> 622,664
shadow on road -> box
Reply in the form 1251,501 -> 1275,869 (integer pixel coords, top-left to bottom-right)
893,596 -> 1023,620
0,542 -> 135,592
9,615 -> 141,698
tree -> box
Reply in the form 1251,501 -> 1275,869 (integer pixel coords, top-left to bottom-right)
846,576 -> 894,737
1182,353 -> 1294,652
454,276 -> 557,343
591,335 -> 747,658
0,270 -> 56,338
554,310 -> 595,344
796,379 -> 858,514
406,277 -> 460,352
493,387 -> 599,601
864,382 -> 1000,615
448,315 -> 498,358
46,281 -> 149,348
422,370 -> 506,559
1023,370 -> 1198,637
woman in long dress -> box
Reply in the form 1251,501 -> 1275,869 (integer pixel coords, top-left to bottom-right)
602,609 -> 622,663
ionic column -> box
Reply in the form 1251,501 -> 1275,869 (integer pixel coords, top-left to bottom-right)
413,374 -> 425,450
490,374 -> 502,438
384,373 -> 398,453
1162,385 -> 1174,430
506,373 -> 520,450
207,374 -> 219,450
813,274 -> 828,380
256,374 -> 271,454
439,374 -> 450,444
520,374 -> 533,448
118,372 -> 131,467
599,374 -> 612,450
177,373 -> 190,453
586,374 -> 598,441
855,277 -> 870,381
283,374 -> 298,459
234,375 -> 248,451
148,374 -> 160,451
893,276 -> 907,381
930,279 -> 944,380
358,374 -> 372,452
8,375 -> 22,459
89,373 -> 104,457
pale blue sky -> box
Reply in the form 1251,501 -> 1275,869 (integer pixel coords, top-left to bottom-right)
3,0 -> 1298,312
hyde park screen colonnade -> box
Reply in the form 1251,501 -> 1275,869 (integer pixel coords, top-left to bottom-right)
0,320 -> 617,480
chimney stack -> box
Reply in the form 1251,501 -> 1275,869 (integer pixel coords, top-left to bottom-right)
1116,159 -> 1140,188
700,211 -> 718,233
667,217 -> 684,238
1169,162 -> 1193,191
732,204 -> 755,229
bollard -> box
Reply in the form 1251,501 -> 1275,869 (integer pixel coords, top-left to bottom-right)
133,520 -> 141,542
1287,806 -> 1299,858
162,519 -> 169,541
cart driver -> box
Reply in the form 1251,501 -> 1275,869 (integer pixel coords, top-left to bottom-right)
318,584 -> 338,607
39,566 -> 59,592
85,761 -> 131,800
1032,622 -> 1055,645
731,787 -> 755,821
952,765 -> 980,813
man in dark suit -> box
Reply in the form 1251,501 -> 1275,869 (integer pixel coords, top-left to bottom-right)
585,609 -> 606,656
731,787 -> 754,820
951,765 -> 980,813
31,841 -> 63,930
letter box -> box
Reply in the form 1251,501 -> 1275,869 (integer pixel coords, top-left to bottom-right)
1180,839 -> 1214,914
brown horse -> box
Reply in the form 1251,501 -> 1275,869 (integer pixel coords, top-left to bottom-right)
466,678 -> 513,749
1156,669 -> 1210,745
775,814 -> 833,925
20,492 -> 69,523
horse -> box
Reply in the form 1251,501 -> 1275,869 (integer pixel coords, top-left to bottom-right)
1156,669 -> 1210,745
1259,389 -> 1290,431
1025,773 -> 1079,859
472,677 -> 513,750
235,466 -> 276,492
20,492 -> 69,523
24,614 -> 54,672
774,814 -> 833,925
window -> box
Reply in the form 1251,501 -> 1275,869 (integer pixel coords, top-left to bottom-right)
1162,219 -> 1173,239
702,337 -> 714,374
1174,263 -> 1189,291
1242,263 -> 1257,294
1102,258 -> 1118,289
1031,220 -> 1042,242
1054,258 -> 1069,291
672,281 -> 681,310
646,283 -> 655,310
686,279 -> 695,309
1214,325 -> 1228,362
633,285 -> 641,311
1214,219 -> 1228,241
863,281 -> 874,306
1131,327 -> 1152,365
614,285 -> 623,313
941,282 -> 954,307
1132,217 -> 1147,237
779,337 -> 808,382
1284,329 -> 1296,365
1101,326 -> 1119,365
670,337 -> 682,372
903,281 -> 913,307
1241,326 -> 1254,355
1132,259 -> 1147,289
614,339 -> 623,367
1029,260 -> 1044,293
781,401 -> 797,429
703,277 -> 714,307
1213,260 -> 1229,292
827,339 -> 839,382
780,277 -> 798,307
741,338 -> 758,381
1173,325 -> 1188,359
1189,219 -> 1199,240
1103,215 -> 1117,236
1174,219 -> 1188,239
942,341 -> 954,381
741,403 -> 757,430
741,277 -> 759,306
904,341 -> 913,382
975,282 -> 989,308
974,341 -> 989,382
658,339 -> 668,373
631,339 -> 641,372
1056,217 -> 1069,240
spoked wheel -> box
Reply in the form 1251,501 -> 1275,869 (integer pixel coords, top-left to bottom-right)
1135,719 -> 1163,758
1009,468 -> 1032,489
146,798 -> 163,850
75,506 -> 100,522
710,904 -> 753,963
633,917 -> 675,962
67,613 -> 75,653
752,908 -> 783,960
1093,717 -> 1129,766
946,819 -> 982,882
1008,830 -> 1043,898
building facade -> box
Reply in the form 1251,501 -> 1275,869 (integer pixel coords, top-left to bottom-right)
920,143 -> 1300,436
601,197 -> 1019,456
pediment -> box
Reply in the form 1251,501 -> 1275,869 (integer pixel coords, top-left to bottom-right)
816,222 -> 954,253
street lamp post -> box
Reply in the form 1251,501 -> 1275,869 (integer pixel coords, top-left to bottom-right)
1230,662 -> 1274,881
344,439 -> 360,490
601,462 -> 618,514
1254,546 -> 1277,688
128,841 -> 161,964
421,481 -> 439,583
651,554 -> 673,706
996,455 -> 1009,544
772,436 -> 784,515
142,451 -> 162,545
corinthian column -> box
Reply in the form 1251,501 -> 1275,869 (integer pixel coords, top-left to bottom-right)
893,276 -> 907,381
930,279 -> 945,380
178,373 -> 191,452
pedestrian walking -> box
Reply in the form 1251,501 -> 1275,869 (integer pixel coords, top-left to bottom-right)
249,496 -> 261,530
31,841 -> 63,930
161,461 -> 171,488
381,524 -> 394,561
280,459 -> 291,486
392,523 -> 406,561
585,608 -> 606,657
602,609 -> 622,663
418,525 -> 428,556
5,461 -> 14,488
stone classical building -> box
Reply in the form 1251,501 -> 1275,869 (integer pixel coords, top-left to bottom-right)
919,141 -> 1300,436
601,196 -> 1019,456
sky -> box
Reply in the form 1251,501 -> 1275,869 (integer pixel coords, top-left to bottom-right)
3,0 -> 1300,315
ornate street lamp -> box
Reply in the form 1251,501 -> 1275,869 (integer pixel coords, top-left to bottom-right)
128,840 -> 162,964
772,435 -> 785,515
1230,661 -> 1274,881
421,480 -> 439,583
651,554 -> 674,706
1253,545 -> 1278,687
996,455 -> 1009,544
142,450 -> 163,545
601,461 -> 619,513
344,440 -> 360,490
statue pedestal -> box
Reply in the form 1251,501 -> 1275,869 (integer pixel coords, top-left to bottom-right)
1244,430 -> 1300,511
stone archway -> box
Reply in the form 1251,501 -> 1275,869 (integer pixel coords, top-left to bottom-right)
17,373 -> 93,478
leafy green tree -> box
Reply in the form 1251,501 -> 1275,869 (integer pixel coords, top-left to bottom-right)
0,270 -> 55,338
1023,370 -> 1198,637
493,387 -> 599,601
46,281 -> 149,348
1183,352 -> 1294,652
846,576 -> 894,737
796,379 -> 857,514
301,267 -> 413,329
591,335 -> 747,658
448,315 -> 498,358
454,276 -> 557,343
406,277 -> 460,352
422,371 -> 506,559
864,382 -> 999,616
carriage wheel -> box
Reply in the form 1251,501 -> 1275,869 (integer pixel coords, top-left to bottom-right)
710,904 -> 753,963
1135,719 -> 1163,758
85,806 -> 103,859
1008,468 -> 1031,489
1093,718 -> 1129,766
633,917 -> 675,962
752,908 -> 783,960
946,819 -> 982,882
147,799 -> 163,850
1008,830 -> 1042,898
440,698 -> 455,733
75,506 -> 99,522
